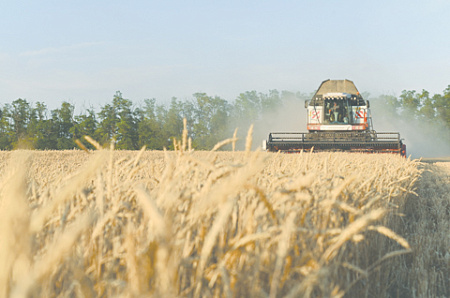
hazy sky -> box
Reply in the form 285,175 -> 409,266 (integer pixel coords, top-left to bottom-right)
0,0 -> 449,110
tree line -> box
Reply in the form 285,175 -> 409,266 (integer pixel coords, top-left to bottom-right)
0,86 -> 448,150
372,86 -> 450,124
0,90 -> 305,150
370,86 -> 450,145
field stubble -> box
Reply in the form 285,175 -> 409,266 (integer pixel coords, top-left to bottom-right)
0,135 -> 448,297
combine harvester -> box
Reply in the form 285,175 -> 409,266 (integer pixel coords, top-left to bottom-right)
265,79 -> 406,156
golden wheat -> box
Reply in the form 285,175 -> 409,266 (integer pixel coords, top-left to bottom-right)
0,134 -> 447,297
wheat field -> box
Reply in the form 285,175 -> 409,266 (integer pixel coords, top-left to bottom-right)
0,133 -> 448,297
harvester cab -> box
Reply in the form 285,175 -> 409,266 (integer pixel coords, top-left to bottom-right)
306,91 -> 372,132
265,79 -> 406,156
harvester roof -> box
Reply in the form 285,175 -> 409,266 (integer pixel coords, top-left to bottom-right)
314,79 -> 360,96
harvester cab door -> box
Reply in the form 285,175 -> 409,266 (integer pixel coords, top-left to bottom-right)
352,105 -> 368,129
307,101 -> 323,126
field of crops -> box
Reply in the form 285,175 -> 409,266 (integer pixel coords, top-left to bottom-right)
0,136 -> 448,297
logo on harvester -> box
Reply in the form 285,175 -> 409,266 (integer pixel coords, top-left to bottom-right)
355,108 -> 365,119
310,110 -> 320,119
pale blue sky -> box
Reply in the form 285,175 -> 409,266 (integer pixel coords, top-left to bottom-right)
0,0 -> 449,109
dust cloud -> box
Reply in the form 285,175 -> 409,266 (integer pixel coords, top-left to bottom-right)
254,96 -> 308,149
370,100 -> 450,159
231,93 -> 308,151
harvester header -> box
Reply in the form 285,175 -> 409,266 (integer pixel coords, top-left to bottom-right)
265,79 -> 406,156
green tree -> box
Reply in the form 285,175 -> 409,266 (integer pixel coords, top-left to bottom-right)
96,91 -> 138,149
114,92 -> 138,149
260,89 -> 282,116
162,97 -> 184,150
180,100 -> 195,135
192,93 -> 211,148
53,101 -> 76,149
96,103 -> 117,145
418,90 -> 435,121
10,98 -> 31,146
399,90 -> 420,119
26,102 -> 44,148
232,91 -> 261,123
71,108 -> 98,149
36,118 -> 58,149
137,99 -> 165,149
0,105 -> 12,149
435,85 -> 450,127
191,93 -> 230,149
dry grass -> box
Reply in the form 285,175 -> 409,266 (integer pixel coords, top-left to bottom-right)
0,131 -> 447,297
